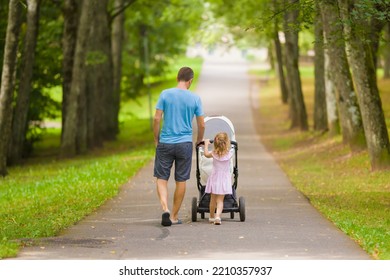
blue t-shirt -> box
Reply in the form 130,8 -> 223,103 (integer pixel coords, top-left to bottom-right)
156,88 -> 204,143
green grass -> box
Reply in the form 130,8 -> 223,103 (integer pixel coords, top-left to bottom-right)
0,56 -> 204,259
255,66 -> 390,260
0,120 -> 154,258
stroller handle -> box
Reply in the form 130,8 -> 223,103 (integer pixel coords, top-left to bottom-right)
196,140 -> 237,148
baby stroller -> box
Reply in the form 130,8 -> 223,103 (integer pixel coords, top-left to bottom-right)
191,115 -> 245,222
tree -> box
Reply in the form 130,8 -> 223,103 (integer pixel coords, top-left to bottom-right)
338,0 -> 390,169
324,48 -> 340,136
319,0 -> 366,151
384,23 -> 390,79
85,0 -> 114,147
0,0 -> 22,176
313,1 -> 328,131
368,1 -> 388,73
61,0 -> 78,139
122,0 -> 205,99
110,0 -> 128,137
9,0 -> 42,164
273,0 -> 289,104
283,0 -> 308,131
61,0 -> 94,157
274,30 -> 289,104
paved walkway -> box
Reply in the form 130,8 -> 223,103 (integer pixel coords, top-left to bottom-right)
16,55 -> 369,260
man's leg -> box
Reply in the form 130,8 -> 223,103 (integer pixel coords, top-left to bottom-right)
171,142 -> 192,223
157,178 -> 172,226
171,181 -> 186,221
156,178 -> 169,212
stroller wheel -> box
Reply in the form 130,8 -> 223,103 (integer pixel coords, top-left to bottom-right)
239,196 -> 246,222
191,197 -> 197,222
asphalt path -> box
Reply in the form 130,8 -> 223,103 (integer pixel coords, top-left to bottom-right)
16,55 -> 370,260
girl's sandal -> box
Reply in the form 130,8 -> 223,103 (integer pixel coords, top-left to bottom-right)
214,218 -> 221,225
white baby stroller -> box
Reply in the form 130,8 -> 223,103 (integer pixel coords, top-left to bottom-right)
191,115 -> 245,222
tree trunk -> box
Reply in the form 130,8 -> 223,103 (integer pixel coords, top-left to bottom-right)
338,0 -> 390,169
61,0 -> 79,139
274,32 -> 288,104
85,0 -> 114,148
283,0 -> 308,131
273,0 -> 288,104
313,2 -> 328,131
324,48 -> 340,136
384,23 -> 390,79
61,0 -> 94,157
110,0 -> 125,136
85,1 -> 105,148
0,0 -> 22,176
9,0 -> 41,164
369,1 -> 387,72
319,0 -> 365,151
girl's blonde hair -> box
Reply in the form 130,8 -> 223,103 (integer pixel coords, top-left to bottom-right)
213,132 -> 230,157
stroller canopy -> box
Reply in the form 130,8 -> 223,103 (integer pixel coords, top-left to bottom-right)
204,115 -> 235,141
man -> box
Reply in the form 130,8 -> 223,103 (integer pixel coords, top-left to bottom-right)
153,67 -> 205,226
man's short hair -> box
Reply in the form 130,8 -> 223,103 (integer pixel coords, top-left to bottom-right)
177,67 -> 194,82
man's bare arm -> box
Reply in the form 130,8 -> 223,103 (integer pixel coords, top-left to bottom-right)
153,109 -> 163,146
196,115 -> 205,144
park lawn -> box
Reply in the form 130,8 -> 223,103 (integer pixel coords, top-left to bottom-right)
0,119 -> 155,259
0,57 -> 203,259
255,70 -> 390,260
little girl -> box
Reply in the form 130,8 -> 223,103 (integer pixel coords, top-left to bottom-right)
204,132 -> 234,225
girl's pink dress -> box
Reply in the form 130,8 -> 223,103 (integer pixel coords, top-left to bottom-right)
205,150 -> 234,195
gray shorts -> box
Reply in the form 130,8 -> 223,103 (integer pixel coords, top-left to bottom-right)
154,142 -> 193,181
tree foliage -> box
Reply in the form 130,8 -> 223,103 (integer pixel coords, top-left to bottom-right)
0,0 -> 206,174
208,0 -> 390,169
1,0 -> 389,173
121,0 -> 205,98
